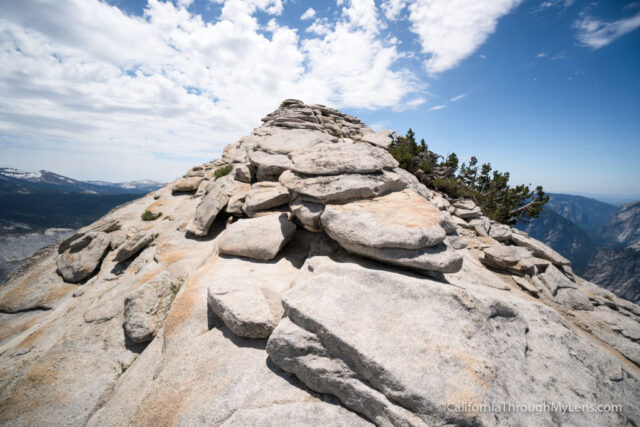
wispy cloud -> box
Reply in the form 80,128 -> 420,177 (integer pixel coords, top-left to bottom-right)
536,52 -> 547,58
575,12 -> 640,49
531,0 -> 574,13
450,93 -> 467,102
430,105 -> 446,111
407,0 -> 523,73
301,7 -> 316,20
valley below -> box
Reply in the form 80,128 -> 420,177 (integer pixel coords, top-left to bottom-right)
518,195 -> 640,303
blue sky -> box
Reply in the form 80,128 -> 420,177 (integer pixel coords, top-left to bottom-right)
0,0 -> 639,200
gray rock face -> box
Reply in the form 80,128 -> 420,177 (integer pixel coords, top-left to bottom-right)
187,175 -> 244,236
267,256 -> 639,426
124,271 -> 178,343
511,231 -> 571,267
114,232 -> 155,263
242,182 -> 290,216
225,183 -> 251,215
289,142 -> 398,175
218,213 -> 297,260
56,231 -> 111,282
489,221 -> 512,241
454,205 -> 482,219
340,241 -> 463,273
58,219 -> 120,253
361,129 -> 395,148
452,198 -> 477,210
538,264 -> 593,310
480,245 -> 537,275
279,169 -> 405,203
512,275 -> 540,295
290,198 -> 324,232
171,176 -> 203,192
244,127 -> 335,155
233,163 -> 252,183
208,287 -> 277,339
321,190 -> 446,249
248,150 -> 293,180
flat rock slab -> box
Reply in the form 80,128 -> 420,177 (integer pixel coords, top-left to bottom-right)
208,287 -> 278,339
538,264 -> 593,311
511,232 -> 571,267
321,190 -> 447,250
204,231 -> 313,339
218,213 -> 297,261
172,176 -> 203,192
58,219 -> 120,253
267,256 -> 638,426
452,199 -> 477,210
187,175 -> 244,236
124,271 -> 178,343
489,222 -> 512,241
289,142 -> 398,175
248,150 -> 293,180
56,231 -> 111,282
114,232 -> 155,263
252,127 -> 335,155
242,182 -> 290,216
480,244 -> 537,276
454,206 -> 482,219
360,129 -> 395,149
279,170 -> 405,203
340,241 -> 463,273
290,198 -> 324,232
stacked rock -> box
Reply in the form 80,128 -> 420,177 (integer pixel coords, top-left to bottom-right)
183,100 -> 463,277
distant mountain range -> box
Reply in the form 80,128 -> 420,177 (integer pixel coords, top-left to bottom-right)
518,194 -> 640,303
0,167 -> 163,195
0,168 -> 164,283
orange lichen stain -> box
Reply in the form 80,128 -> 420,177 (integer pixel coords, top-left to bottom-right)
477,236 -> 497,246
16,326 -> 46,349
155,250 -> 186,265
23,357 -> 62,387
330,190 -> 441,228
163,258 -> 217,342
0,314 -> 44,345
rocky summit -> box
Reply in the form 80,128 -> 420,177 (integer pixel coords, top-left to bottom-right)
0,99 -> 639,426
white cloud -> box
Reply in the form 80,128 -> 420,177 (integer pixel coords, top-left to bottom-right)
0,0 -> 421,180
430,105 -> 446,111
536,51 -> 547,58
342,0 -> 381,34
450,93 -> 467,102
408,0 -> 523,73
381,0 -> 408,20
301,8 -> 316,20
575,12 -> 640,49
177,0 -> 195,7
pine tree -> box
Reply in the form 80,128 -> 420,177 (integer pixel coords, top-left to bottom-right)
388,129 -> 548,225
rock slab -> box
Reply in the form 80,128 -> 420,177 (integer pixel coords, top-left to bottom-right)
56,231 -> 111,282
218,213 -> 297,261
